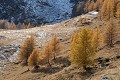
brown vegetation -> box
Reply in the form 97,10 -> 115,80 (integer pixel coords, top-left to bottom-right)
92,27 -> 100,51
0,20 -> 33,30
28,48 -> 39,72
70,27 -> 96,71
42,42 -> 53,66
100,0 -> 117,20
104,20 -> 116,47
50,34 -> 62,60
18,35 -> 35,66
84,0 -> 104,13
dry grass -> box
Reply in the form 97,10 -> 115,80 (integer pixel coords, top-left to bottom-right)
0,12 -> 120,80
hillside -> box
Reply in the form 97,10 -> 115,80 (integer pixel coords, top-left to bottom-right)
0,9 -> 120,80
0,0 -> 84,24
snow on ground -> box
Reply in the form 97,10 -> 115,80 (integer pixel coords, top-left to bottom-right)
81,11 -> 98,18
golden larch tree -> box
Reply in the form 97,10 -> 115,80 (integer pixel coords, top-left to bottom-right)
88,0 -> 95,12
50,34 -> 62,60
27,23 -> 32,29
84,0 -> 91,13
18,35 -> 35,66
116,8 -> 120,18
42,42 -> 53,66
28,48 -> 39,71
92,27 -> 100,52
104,20 -> 116,47
100,0 -> 117,20
116,0 -> 120,18
70,27 -> 96,71
10,22 -> 16,30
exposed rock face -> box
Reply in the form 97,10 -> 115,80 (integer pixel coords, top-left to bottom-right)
0,0 -> 87,25
72,2 -> 85,17
0,0 -> 73,24
0,45 -> 20,61
0,45 -> 20,71
72,0 -> 89,17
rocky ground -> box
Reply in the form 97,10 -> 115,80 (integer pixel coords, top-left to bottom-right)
0,11 -> 120,80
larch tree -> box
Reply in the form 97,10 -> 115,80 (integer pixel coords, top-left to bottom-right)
84,0 -> 91,13
50,34 -> 61,60
22,23 -> 27,29
94,0 -> 104,11
116,8 -> 120,18
92,27 -> 100,52
70,27 -> 96,71
28,48 -> 39,72
100,0 -> 117,20
100,0 -> 108,19
116,0 -> 120,18
18,34 -> 35,66
27,23 -> 32,29
88,0 -> 95,12
43,42 -> 52,66
104,20 -> 116,47
17,22 -> 22,29
38,52 -> 48,65
10,22 -> 16,30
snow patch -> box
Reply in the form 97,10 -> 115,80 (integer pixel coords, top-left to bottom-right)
81,11 -> 98,18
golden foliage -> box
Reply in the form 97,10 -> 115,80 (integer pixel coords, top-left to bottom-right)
104,20 -> 116,47
28,48 -> 39,67
38,34 -> 62,66
116,8 -> 120,18
116,0 -> 120,17
38,52 -> 48,65
92,27 -> 100,51
27,23 -> 32,29
41,42 -> 53,66
84,0 -> 104,13
70,27 -> 96,69
100,0 -> 117,20
18,34 -> 35,65
50,34 -> 62,60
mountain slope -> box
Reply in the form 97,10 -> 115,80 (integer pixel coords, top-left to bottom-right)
0,10 -> 120,80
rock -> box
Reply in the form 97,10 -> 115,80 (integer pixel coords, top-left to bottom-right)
104,58 -> 110,63
8,48 -> 20,63
96,57 -> 104,64
72,2 -> 85,17
0,0 -> 73,24
116,56 -> 120,59
0,45 -> 20,64
100,75 -> 111,80
0,36 -> 6,40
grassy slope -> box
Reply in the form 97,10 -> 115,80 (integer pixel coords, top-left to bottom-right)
0,15 -> 120,80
